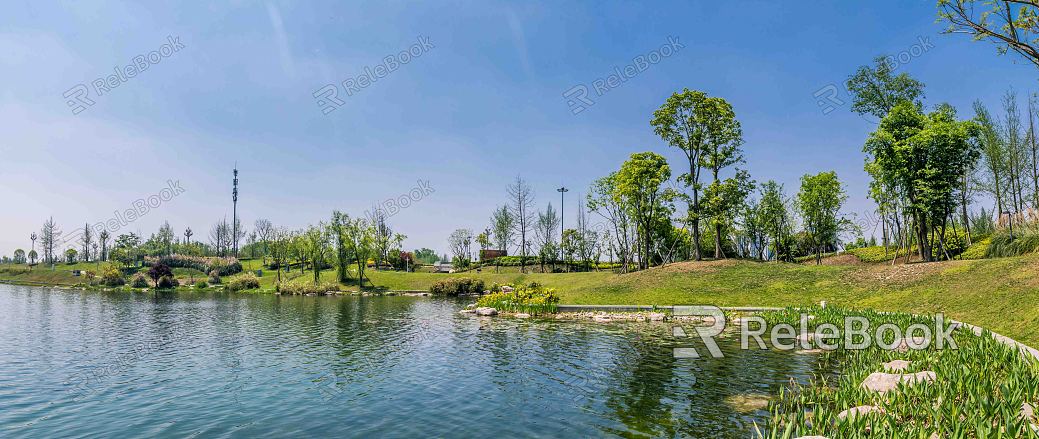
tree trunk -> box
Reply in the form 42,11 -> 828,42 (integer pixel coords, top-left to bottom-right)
712,168 -> 725,259
961,173 -> 972,246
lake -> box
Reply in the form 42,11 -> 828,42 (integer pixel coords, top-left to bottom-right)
0,284 -> 824,438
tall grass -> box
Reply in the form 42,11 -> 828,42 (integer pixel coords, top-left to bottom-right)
986,224 -> 1039,258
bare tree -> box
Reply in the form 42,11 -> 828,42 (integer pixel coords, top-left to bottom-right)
254,219 -> 273,264
507,176 -> 535,272
80,223 -> 93,262
371,207 -> 393,269
534,203 -> 560,272
448,228 -> 474,268
210,218 -> 231,257
40,217 -> 61,265
99,230 -> 110,262
575,196 -> 597,271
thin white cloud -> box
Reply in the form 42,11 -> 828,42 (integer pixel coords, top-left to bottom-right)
266,2 -> 296,78
506,8 -> 533,79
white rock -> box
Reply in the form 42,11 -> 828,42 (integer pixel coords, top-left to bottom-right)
475,307 -> 498,316
459,309 -> 476,314
837,405 -> 885,420
882,360 -> 911,372
501,286 -> 514,293
648,312 -> 666,321
861,371 -> 935,393
515,313 -> 530,319
593,315 -> 612,323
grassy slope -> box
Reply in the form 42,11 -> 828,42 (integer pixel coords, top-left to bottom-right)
3,255 -> 1038,346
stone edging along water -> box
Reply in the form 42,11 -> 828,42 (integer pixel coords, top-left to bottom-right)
553,304 -> 1039,362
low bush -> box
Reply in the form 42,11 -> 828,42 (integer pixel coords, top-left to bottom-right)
194,280 -> 208,289
226,274 -> 260,291
958,237 -> 991,260
208,270 -> 222,284
276,279 -> 339,295
429,277 -> 485,296
101,263 -> 125,287
485,256 -> 540,267
144,254 -> 242,276
156,275 -> 178,289
476,282 -> 560,315
130,274 -> 150,288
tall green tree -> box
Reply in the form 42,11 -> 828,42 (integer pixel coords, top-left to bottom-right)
846,56 -> 926,119
613,152 -> 675,270
330,211 -> 351,283
864,102 -> 981,261
796,172 -> 849,265
343,217 -> 376,288
703,169 -> 754,259
489,205 -> 515,273
757,180 -> 795,261
651,89 -> 740,260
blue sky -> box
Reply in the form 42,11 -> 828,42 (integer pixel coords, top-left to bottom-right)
1,0 -> 1037,256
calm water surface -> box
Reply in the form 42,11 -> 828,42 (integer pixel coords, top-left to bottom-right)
0,284 -> 824,438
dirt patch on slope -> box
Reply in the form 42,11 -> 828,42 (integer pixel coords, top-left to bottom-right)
843,261 -> 950,286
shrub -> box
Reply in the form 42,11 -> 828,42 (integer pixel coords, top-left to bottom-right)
958,238 -> 990,260
208,270 -> 222,284
156,275 -> 178,289
429,277 -> 485,296
147,263 -> 173,286
131,274 -> 150,288
276,279 -> 339,295
194,280 -> 208,289
143,254 -> 242,276
476,282 -> 560,315
226,274 -> 260,291
101,264 -> 125,287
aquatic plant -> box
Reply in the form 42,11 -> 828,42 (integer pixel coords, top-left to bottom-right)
476,282 -> 560,315
755,307 -> 1039,438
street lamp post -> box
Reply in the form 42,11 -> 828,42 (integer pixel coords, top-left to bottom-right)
557,186 -> 568,263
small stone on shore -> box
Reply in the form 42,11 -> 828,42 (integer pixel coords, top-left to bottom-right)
475,307 -> 497,316
861,371 -> 935,393
837,405 -> 885,420
724,394 -> 769,412
515,313 -> 530,319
